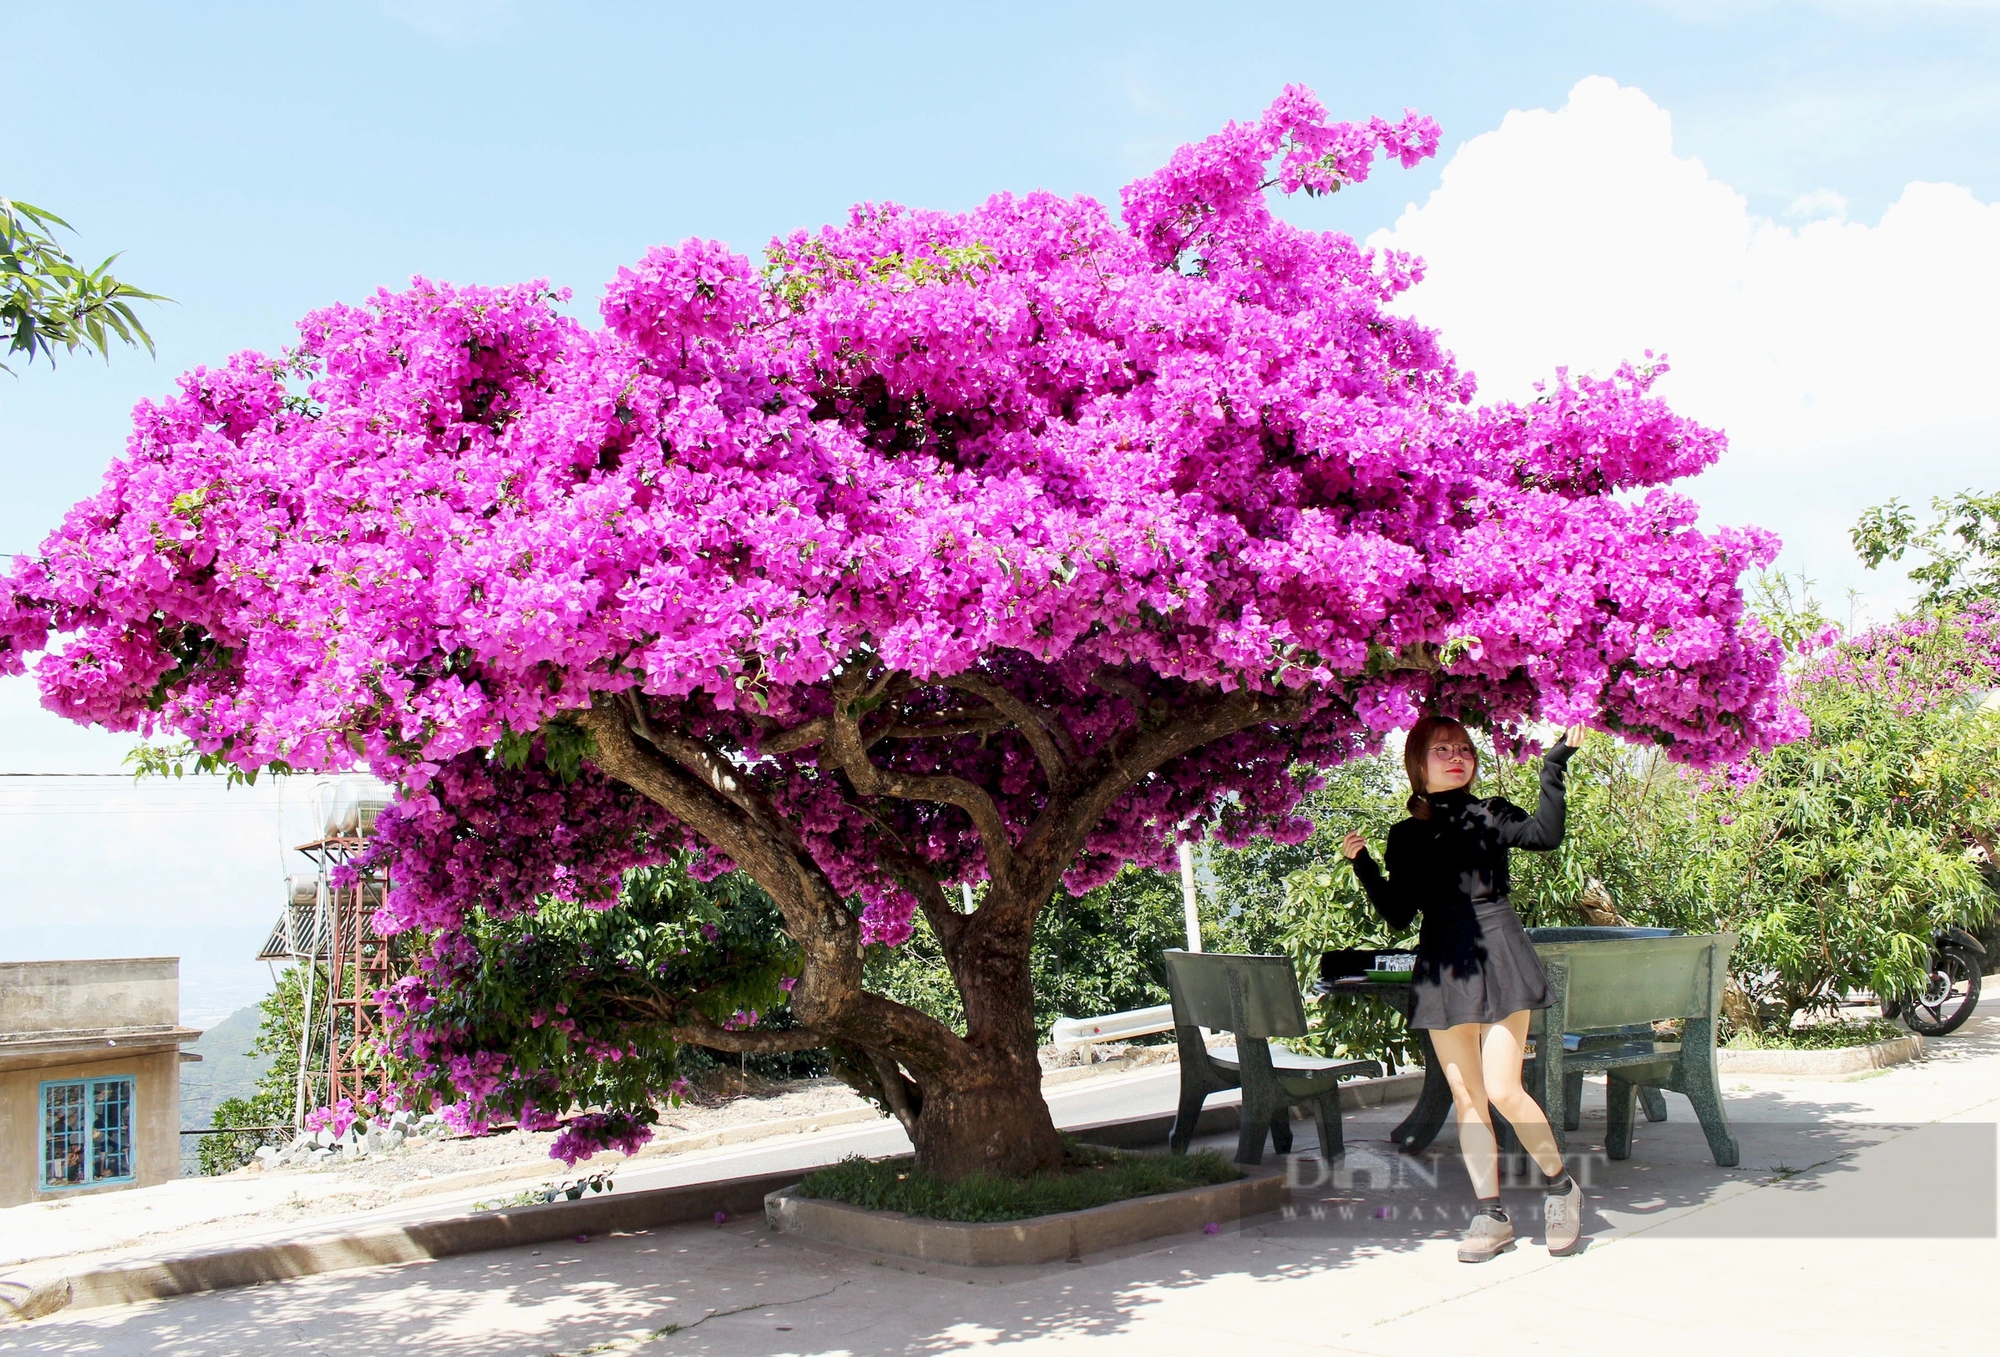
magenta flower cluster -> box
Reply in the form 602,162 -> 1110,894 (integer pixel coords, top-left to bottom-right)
302,1098 -> 360,1139
548,1111 -> 655,1168
1805,603 -> 2000,715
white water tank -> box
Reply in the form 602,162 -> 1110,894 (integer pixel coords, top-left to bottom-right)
322,776 -> 393,838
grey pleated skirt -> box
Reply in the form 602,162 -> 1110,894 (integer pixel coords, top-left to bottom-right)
1408,898 -> 1553,1030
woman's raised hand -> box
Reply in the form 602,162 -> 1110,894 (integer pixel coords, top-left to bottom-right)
1339,831 -> 1368,861
1562,723 -> 1588,749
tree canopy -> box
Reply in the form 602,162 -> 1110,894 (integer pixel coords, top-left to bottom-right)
0,89 -> 1801,1175
1855,490 -> 2000,612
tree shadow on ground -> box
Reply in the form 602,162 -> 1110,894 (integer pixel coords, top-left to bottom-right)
12,1018 -> 1995,1357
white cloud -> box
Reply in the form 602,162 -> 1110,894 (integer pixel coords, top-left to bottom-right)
1783,187 -> 1849,221
1372,76 -> 2000,620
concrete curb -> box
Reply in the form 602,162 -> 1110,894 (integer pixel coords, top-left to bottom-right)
1040,1050 -> 1178,1085
765,1165 -> 1287,1266
1059,1069 -> 1423,1153
10,1165 -> 811,1318
2,1066 -> 1420,1320
1717,1035 -> 1925,1077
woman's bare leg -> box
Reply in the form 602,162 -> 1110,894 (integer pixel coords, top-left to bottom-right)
1481,1011 -> 1565,1180
1428,1022 -> 1499,1198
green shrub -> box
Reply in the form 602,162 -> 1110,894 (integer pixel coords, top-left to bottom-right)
1725,1018 -> 1907,1051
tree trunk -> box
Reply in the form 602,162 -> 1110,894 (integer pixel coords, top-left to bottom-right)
910,1065 -> 1064,1179
906,887 -> 1063,1178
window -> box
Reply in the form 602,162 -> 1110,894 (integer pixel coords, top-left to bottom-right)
40,1077 -> 136,1189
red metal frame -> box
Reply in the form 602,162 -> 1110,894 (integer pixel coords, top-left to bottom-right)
292,835 -> 401,1107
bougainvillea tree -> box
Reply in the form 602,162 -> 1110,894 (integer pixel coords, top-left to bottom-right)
1,89 -> 1801,1177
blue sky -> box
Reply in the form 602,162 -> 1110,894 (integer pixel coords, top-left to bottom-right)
7,0 -> 1996,555
4,0 -> 1997,1021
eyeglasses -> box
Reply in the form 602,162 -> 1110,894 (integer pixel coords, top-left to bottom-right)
1428,743 -> 1476,759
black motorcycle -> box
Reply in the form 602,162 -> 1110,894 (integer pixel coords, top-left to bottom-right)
1880,925 -> 1987,1036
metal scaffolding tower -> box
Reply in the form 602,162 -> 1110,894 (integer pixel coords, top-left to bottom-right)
258,780 -> 402,1124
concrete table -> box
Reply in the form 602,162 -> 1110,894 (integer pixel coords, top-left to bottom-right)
1315,927 -> 1680,1155
1308,977 -> 1454,1153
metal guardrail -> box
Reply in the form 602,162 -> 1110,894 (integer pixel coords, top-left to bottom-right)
1051,1003 -> 1176,1050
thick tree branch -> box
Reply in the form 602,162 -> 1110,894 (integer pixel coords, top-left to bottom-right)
875,711 -> 1015,744
669,1012 -> 828,1054
767,703 -> 1019,754
582,697 -> 827,924
826,1042 -> 923,1133
867,1049 -> 922,1135
824,667 -> 1020,890
942,674 -> 1072,784
762,716 -> 830,756
1014,684 -> 1312,902
580,693 -> 978,1081
620,689 -> 764,819
874,840 -> 967,949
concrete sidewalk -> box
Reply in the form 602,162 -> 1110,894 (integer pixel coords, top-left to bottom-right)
7,1001 -> 1997,1354
0,1057 -> 1337,1315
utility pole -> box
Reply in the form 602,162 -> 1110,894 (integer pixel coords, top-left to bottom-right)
1179,840 -> 1203,953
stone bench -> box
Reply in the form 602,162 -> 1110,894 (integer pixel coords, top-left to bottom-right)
1520,932 -> 1741,1168
1162,950 -> 1381,1165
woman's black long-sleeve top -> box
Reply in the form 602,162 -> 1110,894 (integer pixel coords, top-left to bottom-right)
1350,742 -> 1574,963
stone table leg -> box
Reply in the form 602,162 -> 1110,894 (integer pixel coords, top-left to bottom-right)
1390,1028 -> 1454,1153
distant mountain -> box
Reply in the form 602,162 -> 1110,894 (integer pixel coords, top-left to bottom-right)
179,1003 -> 275,1130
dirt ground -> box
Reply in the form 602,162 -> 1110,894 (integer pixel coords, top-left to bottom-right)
256,1075 -> 871,1192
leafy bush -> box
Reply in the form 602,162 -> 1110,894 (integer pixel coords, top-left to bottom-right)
1724,1019 -> 1907,1051
1683,589 -> 2000,1024
369,854 -> 802,1140
1272,584 -> 2000,1040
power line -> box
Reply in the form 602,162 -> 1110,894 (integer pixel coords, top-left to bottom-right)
0,772 -> 274,779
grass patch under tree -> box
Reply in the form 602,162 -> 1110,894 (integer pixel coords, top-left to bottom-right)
794,1137 -> 1241,1223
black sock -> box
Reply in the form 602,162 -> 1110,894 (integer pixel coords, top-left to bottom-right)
1545,1171 -> 1573,1193
1478,1201 -> 1508,1222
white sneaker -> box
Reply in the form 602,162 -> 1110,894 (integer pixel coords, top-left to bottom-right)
1544,1177 -> 1584,1256
1457,1211 -> 1515,1263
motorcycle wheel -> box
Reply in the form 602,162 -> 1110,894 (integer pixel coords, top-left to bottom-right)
1901,948 -> 1983,1037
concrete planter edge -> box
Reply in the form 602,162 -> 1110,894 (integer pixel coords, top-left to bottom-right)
764,1163 -> 1287,1266
1716,1034 -> 1924,1076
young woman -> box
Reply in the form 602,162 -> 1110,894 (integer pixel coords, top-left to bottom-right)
1340,715 -> 1586,1262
